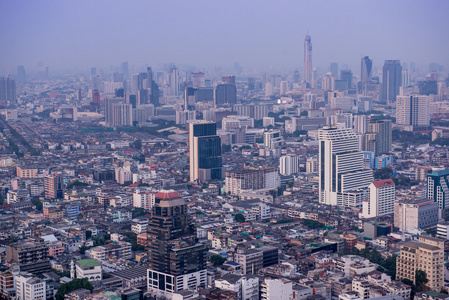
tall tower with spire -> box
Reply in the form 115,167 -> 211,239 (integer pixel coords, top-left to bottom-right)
303,34 -> 313,88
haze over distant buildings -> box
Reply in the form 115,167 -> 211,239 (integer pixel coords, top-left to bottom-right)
0,0 -> 448,74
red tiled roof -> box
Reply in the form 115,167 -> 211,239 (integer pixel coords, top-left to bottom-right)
156,190 -> 180,199
371,179 -> 395,188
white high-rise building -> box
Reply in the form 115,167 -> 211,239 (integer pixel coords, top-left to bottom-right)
15,274 -> 47,300
322,72 -> 335,91
133,188 -> 157,210
115,167 -> 132,185
318,124 -> 373,207
396,94 -> 429,129
353,115 -> 368,135
168,67 -> 179,96
280,81 -> 288,95
263,129 -> 283,157
279,155 -> 300,176
361,179 -> 395,218
261,278 -> 292,300
402,69 -> 410,87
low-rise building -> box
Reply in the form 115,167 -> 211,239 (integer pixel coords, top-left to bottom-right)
76,259 -> 102,282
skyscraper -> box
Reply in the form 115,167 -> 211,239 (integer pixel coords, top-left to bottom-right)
222,75 -> 235,85
90,89 -> 100,111
105,98 -> 132,126
17,66 -> 26,82
322,72 -> 335,91
44,172 -> 64,199
121,61 -> 129,78
147,190 -> 207,296
396,95 -> 429,130
330,63 -> 338,78
214,84 -> 237,107
382,60 -> 402,103
169,67 -> 179,96
303,34 -> 312,87
318,124 -> 373,207
366,119 -> 392,155
0,78 -> 16,102
361,56 -> 373,82
402,69 -> 410,87
279,155 -> 300,176
293,70 -> 300,84
340,70 -> 353,89
189,121 -> 223,182
427,169 -> 449,210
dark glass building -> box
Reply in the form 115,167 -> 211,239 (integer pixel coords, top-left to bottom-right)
382,60 -> 402,103
340,70 -> 353,89
214,84 -> 237,106
189,121 -> 223,182
147,190 -> 207,296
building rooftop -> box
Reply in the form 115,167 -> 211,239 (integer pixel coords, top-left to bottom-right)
403,241 -> 440,251
371,179 -> 395,188
77,259 -> 101,268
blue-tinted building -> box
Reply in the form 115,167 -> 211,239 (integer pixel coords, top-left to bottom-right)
67,205 -> 80,220
375,155 -> 394,169
363,151 -> 375,169
427,169 -> 449,209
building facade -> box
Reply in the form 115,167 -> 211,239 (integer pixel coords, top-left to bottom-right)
189,121 -> 223,182
382,60 -> 402,103
427,169 -> 449,209
396,95 -> 429,130
318,124 -> 373,207
147,190 -> 207,298
396,236 -> 444,291
303,35 -> 312,87
361,179 -> 395,219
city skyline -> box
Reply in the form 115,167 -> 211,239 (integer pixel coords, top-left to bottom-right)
1,1 -> 449,74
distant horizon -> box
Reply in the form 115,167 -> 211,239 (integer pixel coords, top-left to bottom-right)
1,0 -> 448,76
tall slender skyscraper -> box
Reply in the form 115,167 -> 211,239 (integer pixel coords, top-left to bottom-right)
319,124 -> 373,207
330,63 -> 338,78
17,66 -> 26,82
169,67 -> 179,96
402,69 -> 410,87
366,119 -> 392,155
303,34 -> 312,87
382,60 -> 402,103
361,56 -> 373,82
189,121 -> 223,182
0,78 -> 16,102
340,70 -> 353,89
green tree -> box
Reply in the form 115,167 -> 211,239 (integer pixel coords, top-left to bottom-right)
85,230 -> 92,240
133,139 -> 142,150
222,144 -> 231,153
415,270 -> 429,292
132,242 -> 145,251
67,180 -> 89,189
234,213 -> 246,223
209,254 -> 226,266
31,197 -> 43,211
303,219 -> 325,230
374,167 -> 393,180
55,278 -> 93,300
132,207 -> 147,218
79,245 -> 89,255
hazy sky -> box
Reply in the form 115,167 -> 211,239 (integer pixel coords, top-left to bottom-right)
1,0 -> 448,75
